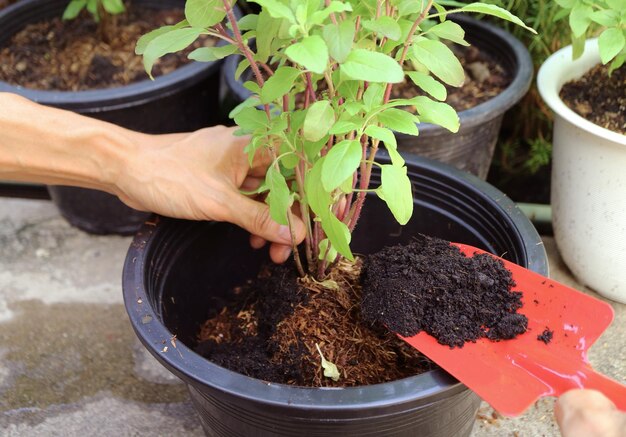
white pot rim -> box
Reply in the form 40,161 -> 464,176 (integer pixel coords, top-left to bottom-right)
537,38 -> 626,146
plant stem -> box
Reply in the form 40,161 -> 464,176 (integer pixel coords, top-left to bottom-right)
383,0 -> 433,103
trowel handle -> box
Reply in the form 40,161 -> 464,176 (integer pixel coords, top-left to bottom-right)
579,366 -> 626,411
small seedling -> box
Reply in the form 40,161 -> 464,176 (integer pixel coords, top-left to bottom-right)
63,0 -> 125,22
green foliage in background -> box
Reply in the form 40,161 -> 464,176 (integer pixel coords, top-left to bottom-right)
555,0 -> 626,73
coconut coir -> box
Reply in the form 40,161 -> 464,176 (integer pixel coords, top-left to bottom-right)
361,235 -> 528,348
196,260 -> 433,387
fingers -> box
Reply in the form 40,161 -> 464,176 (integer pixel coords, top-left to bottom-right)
249,234 -> 294,264
227,193 -> 306,247
555,390 -> 624,437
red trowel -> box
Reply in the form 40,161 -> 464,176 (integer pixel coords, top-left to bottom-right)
400,243 -> 626,416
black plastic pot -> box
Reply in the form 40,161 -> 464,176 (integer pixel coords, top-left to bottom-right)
123,154 -> 548,437
219,15 -> 532,180
0,0 -> 224,235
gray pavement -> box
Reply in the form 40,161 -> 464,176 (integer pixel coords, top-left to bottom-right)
0,197 -> 624,436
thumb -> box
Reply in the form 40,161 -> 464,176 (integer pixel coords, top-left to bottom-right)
227,194 -> 306,246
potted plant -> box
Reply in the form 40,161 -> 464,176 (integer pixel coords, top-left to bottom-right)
124,1 -> 544,435
218,10 -> 533,180
537,0 -> 626,304
0,0 -> 228,234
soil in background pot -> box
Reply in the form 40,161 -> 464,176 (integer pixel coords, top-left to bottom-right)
560,63 -> 626,135
391,45 -> 511,112
0,5 -> 215,91
196,235 -> 529,387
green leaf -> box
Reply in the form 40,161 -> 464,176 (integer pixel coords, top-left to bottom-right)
185,0 -> 226,28
143,28 -> 204,78
233,107 -> 268,132
609,52 -> 626,74
235,58 -> 250,80
260,67 -> 301,104
315,343 -> 340,381
188,44 -> 238,62
330,120 -> 360,135
136,21 -> 190,55
237,14 -> 259,31
317,239 -> 338,263
320,213 -> 353,260
321,140 -> 362,191
362,16 -> 402,40
250,0 -> 296,22
410,96 -> 459,133
428,20 -> 469,46
589,10 -> 619,27
102,0 -> 125,14
255,9 -> 281,63
571,33 -> 586,60
377,108 -> 419,136
364,125 -> 404,166
606,0 -> 626,9
569,4 -> 593,38
411,39 -> 464,87
341,49 -> 404,83
459,3 -> 535,33
86,0 -> 99,21
378,165 -> 413,225
304,101 -> 335,141
305,158 -> 332,217
228,96 -> 261,119
311,1 -> 353,25
266,166 -> 291,226
363,83 -> 385,111
406,71 -> 447,101
63,0 -> 87,20
598,28 -> 626,65
337,80 -> 360,100
285,35 -> 329,74
322,20 -> 355,63
304,138 -> 328,160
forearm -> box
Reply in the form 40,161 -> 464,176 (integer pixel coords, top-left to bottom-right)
0,92 -> 144,193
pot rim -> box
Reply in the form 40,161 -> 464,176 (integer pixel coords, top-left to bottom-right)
222,14 -> 533,134
0,0 -> 222,111
537,38 -> 626,146
122,154 -> 548,411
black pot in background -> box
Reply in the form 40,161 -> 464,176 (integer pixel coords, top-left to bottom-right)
0,0 -> 225,235
219,15 -> 533,180
123,154 -> 548,437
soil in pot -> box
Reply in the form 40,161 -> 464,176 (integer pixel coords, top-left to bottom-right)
196,235 -> 530,387
559,63 -> 626,135
0,5 -> 215,91
391,45 -> 512,112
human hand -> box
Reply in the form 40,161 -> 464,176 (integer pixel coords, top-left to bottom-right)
555,389 -> 626,437
115,126 -> 305,263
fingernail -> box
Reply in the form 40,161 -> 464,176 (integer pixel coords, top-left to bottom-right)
278,225 -> 292,242
280,247 -> 292,263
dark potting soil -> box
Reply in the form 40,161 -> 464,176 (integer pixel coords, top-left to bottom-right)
391,45 -> 511,112
0,5 -> 214,91
196,260 -> 433,387
537,328 -> 554,344
560,63 -> 626,135
361,235 -> 528,348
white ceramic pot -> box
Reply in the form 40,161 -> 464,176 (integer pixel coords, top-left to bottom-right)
538,39 -> 626,304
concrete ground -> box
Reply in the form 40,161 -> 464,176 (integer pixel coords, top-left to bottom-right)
0,197 -> 624,437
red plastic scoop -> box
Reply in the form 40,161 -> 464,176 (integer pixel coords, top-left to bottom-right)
400,243 -> 626,416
